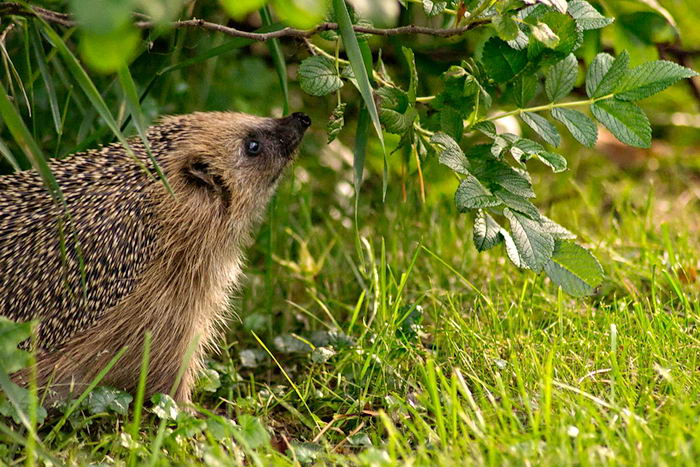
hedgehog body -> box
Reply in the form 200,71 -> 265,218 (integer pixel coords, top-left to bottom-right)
0,111 -> 310,403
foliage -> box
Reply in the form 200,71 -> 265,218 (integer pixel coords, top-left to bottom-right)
0,0 -> 699,464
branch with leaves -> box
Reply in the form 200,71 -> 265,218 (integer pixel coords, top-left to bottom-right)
0,2 -> 485,41
0,0 -> 697,298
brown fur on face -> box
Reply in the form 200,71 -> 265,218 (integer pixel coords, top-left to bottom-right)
2,111 -> 310,404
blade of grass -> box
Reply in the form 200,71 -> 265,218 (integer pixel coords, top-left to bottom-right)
260,7 -> 289,115
147,336 -> 200,467
0,80 -> 62,202
332,0 -> 386,196
127,332 -> 151,467
0,138 -> 21,170
32,14 -> 154,180
251,330 -> 321,429
45,345 -> 129,443
30,23 -> 62,135
117,65 -> 174,196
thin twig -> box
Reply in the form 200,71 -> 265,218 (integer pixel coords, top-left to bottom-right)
0,2 -> 486,41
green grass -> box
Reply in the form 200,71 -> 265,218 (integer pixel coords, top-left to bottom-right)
3,130 -> 700,466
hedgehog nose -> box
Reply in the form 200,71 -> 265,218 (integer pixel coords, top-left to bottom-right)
292,112 -> 311,129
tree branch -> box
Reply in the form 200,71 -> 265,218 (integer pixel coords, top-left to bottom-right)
0,2 -> 485,41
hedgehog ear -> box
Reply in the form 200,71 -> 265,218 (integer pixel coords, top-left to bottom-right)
184,159 -> 217,189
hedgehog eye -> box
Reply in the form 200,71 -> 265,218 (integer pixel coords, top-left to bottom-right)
245,139 -> 262,156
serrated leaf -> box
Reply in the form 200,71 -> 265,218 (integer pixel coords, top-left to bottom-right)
544,240 -> 604,296
513,75 -> 538,107
380,107 -> 417,135
545,54 -> 578,102
473,210 -> 503,251
432,132 -> 469,175
551,108 -> 598,147
540,215 -> 577,239
521,112 -> 561,146
439,107 -> 464,142
494,15 -> 520,41
151,393 -> 179,420
568,0 -> 614,30
85,387 -> 132,415
536,151 -> 567,172
403,47 -> 418,103
531,22 -> 560,48
473,121 -> 497,138
501,228 -> 523,268
522,0 -> 567,13
486,163 -> 536,198
234,414 -> 271,449
298,56 -> 343,96
586,51 -> 629,98
494,188 -> 540,219
615,60 -> 698,102
527,11 -> 581,60
591,98 -> 651,148
504,208 -> 555,272
455,176 -> 500,211
481,37 -> 528,83
327,102 -> 346,143
423,0 -> 447,16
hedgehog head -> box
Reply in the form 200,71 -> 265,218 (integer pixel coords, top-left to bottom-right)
157,111 -> 311,219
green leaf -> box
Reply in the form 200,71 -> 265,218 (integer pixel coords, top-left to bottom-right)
423,0 -> 447,16
551,108 -> 598,147
70,0 -> 134,34
334,0 -> 386,194
79,26 -> 140,74
234,415 -> 271,450
298,56 -> 343,96
494,188 -> 540,219
545,54 -> 578,102
521,112 -> 561,146
481,37 -> 528,83
591,98 -> 651,148
568,0 -> 614,30
272,0 -> 327,29
380,107 -> 417,135
220,0 -> 266,19
531,22 -> 560,48
544,240 -> 604,297
150,393 -> 179,420
540,215 -> 576,239
504,208 -> 555,272
527,11 -> 581,59
327,102 -> 346,143
512,75 -> 538,108
439,107 -> 464,142
615,60 -> 698,102
473,210 -> 504,252
536,151 -> 567,172
501,228 -> 524,268
493,15 -> 520,41
455,176 -> 500,211
85,387 -> 133,415
484,164 -> 535,198
432,132 -> 470,175
586,51 -> 630,99
403,47 -> 418,103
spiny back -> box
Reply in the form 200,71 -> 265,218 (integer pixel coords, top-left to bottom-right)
0,127 -> 178,351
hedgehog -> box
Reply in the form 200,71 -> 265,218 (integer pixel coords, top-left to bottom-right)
0,111 -> 311,404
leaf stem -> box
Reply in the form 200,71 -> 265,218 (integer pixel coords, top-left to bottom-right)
482,94 -> 614,122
